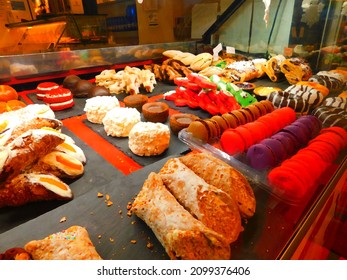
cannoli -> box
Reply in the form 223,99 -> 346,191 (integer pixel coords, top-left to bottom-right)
0,173 -> 73,208
179,152 -> 256,218
29,151 -> 84,179
1,117 -> 62,146
322,97 -> 347,111
24,226 -> 102,260
309,70 -> 346,94
132,172 -> 231,260
0,129 -> 65,183
55,141 -> 86,164
159,158 -> 242,243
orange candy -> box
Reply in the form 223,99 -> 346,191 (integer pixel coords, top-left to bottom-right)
0,85 -> 18,102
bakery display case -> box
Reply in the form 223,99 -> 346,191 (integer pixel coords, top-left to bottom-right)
1,14 -> 108,55
204,0 -> 346,72
0,0 -> 346,260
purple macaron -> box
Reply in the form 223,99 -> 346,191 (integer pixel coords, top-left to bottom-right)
261,138 -> 287,164
246,143 -> 276,171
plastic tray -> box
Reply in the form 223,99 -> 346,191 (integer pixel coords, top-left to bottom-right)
178,128 -> 303,205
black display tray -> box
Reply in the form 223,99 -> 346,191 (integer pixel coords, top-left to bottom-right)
82,118 -> 190,167
27,93 -> 86,120
0,152 -> 295,260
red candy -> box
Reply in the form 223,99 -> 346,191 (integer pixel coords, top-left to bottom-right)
220,107 -> 296,155
267,126 -> 345,202
220,129 -> 245,155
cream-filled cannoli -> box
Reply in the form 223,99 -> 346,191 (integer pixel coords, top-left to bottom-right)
132,172 -> 231,260
159,158 -> 242,243
0,173 -> 73,208
179,152 -> 256,218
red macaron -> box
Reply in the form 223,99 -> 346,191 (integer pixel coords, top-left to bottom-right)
43,87 -> 74,111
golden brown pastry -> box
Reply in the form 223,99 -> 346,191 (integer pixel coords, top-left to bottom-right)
0,173 -> 73,208
132,172 -> 231,260
159,158 -> 242,243
24,226 -> 102,260
179,152 -> 256,218
0,129 -> 65,183
190,53 -> 213,72
262,54 -> 285,82
220,60 -> 260,83
280,57 -> 312,84
1,117 -> 62,146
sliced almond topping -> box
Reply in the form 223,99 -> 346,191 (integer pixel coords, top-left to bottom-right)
97,192 -> 104,197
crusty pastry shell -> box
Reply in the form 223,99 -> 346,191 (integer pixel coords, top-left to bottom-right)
24,225 -> 102,260
190,53 -> 213,72
179,152 -> 256,218
0,129 -> 65,183
132,172 -> 231,260
162,50 -> 183,58
0,173 -> 72,208
3,117 -> 62,146
159,158 -> 242,243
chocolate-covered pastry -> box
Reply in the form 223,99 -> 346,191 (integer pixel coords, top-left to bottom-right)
63,75 -> 81,90
87,85 -> 110,98
73,80 -> 93,98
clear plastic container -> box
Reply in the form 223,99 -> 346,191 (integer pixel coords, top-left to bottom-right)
178,128 -> 308,205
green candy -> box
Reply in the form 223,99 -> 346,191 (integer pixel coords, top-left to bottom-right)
233,89 -> 257,107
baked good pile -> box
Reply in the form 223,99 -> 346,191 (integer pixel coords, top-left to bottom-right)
0,104 -> 86,208
132,152 -> 256,260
